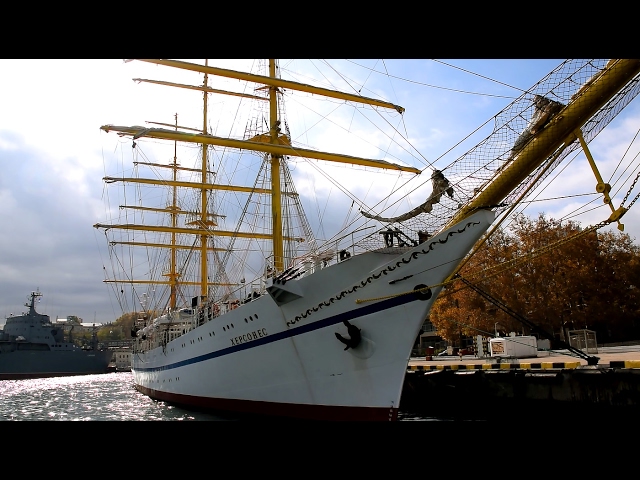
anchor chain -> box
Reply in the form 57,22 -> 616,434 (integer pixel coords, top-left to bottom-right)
621,169 -> 640,210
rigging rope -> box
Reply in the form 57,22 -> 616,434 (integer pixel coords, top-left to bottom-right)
355,214 -> 618,305
346,59 -> 518,99
609,126 -> 640,182
431,59 -> 531,94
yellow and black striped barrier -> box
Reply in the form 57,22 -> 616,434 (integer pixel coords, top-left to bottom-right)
408,362 -> 581,372
609,360 -> 640,369
407,360 -> 640,372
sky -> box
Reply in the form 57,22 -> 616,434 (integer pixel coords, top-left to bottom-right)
1,59 -> 639,326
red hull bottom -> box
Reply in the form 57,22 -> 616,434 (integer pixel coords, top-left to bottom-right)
135,384 -> 399,421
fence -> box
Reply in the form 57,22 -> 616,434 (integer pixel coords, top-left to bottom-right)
568,329 -> 598,354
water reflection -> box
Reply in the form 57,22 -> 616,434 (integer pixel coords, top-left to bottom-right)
0,373 -> 231,421
0,372 -> 436,421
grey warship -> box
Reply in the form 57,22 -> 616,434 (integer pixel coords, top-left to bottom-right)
0,291 -> 112,380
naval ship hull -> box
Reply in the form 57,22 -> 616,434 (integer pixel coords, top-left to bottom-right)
0,346 -> 113,380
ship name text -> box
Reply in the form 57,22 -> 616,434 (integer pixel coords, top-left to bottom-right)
231,328 -> 268,346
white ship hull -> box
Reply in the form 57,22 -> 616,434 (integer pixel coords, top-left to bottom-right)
132,210 -> 494,420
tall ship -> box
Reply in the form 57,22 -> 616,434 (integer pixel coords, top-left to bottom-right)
0,291 -> 113,380
95,59 -> 640,420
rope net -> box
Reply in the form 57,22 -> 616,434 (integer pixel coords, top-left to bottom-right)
354,59 -> 640,252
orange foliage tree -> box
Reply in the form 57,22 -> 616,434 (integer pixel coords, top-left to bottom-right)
429,213 -> 640,345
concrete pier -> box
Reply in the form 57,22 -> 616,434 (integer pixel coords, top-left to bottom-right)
401,345 -> 640,420
407,344 -> 640,371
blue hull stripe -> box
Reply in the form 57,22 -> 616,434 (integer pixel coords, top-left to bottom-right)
135,290 -> 419,373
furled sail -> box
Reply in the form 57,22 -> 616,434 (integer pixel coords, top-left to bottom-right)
360,169 -> 454,223
359,95 -> 563,226
508,95 -> 565,161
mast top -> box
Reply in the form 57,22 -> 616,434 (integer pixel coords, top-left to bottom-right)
135,59 -> 405,114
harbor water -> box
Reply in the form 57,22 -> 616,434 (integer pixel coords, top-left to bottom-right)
0,372 -> 439,421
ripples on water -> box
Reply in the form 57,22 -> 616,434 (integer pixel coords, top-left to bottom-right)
0,373 -> 436,421
0,373 -> 232,421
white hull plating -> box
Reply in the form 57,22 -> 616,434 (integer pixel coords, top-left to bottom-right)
132,210 -> 494,420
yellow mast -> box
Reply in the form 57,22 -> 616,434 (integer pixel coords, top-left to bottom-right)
97,59 -> 640,308
169,113 -> 179,309
136,59 -> 405,114
103,176 -> 270,194
96,58 -> 416,298
100,126 -> 420,174
132,77 -> 268,101
200,60 -> 210,300
111,241 -> 226,252
269,60 -> 284,273
94,222 -> 299,241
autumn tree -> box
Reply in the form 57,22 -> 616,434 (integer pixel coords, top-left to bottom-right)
97,310 -> 159,341
430,213 -> 640,345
